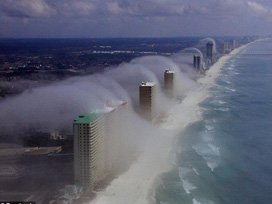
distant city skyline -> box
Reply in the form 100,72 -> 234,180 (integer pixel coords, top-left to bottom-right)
0,0 -> 272,38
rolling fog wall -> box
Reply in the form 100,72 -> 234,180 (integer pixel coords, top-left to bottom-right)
0,56 -> 199,137
0,37 -> 221,140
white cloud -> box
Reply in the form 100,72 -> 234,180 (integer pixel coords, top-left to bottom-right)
107,2 -> 124,15
61,1 -> 96,17
1,0 -> 272,21
0,0 -> 56,18
1,0 -> 272,37
247,1 -> 268,14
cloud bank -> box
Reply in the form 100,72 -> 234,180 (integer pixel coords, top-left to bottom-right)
0,0 -> 271,37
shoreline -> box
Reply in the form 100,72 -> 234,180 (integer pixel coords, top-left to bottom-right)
88,43 -> 251,204
150,43 -> 252,202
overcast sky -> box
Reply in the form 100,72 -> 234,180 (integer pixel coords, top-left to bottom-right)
0,0 -> 272,38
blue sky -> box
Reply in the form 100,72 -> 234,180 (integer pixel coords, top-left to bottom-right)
0,0 -> 272,38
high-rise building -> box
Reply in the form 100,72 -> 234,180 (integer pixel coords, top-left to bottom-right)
193,55 -> 201,72
106,100 -> 128,110
101,107 -> 115,173
232,39 -> 238,49
206,42 -> 214,65
222,42 -> 228,54
164,70 -> 175,97
104,100 -> 128,172
139,82 -> 156,121
73,113 -> 106,190
73,100 -> 128,190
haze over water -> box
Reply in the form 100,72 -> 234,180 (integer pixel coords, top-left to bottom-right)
155,39 -> 272,204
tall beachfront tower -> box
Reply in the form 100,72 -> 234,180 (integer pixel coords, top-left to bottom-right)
139,82 -> 156,121
193,55 -> 201,72
222,42 -> 228,54
104,100 -> 128,172
206,42 -> 214,66
232,39 -> 238,50
73,101 -> 128,190
73,113 -> 106,190
164,70 -> 175,97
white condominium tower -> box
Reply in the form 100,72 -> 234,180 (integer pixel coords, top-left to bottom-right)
164,69 -> 175,97
73,113 -> 106,190
73,101 -> 128,190
139,82 -> 156,121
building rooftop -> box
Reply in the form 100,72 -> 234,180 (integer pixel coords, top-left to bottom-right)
106,100 -> 127,107
73,113 -> 101,124
0,164 -> 21,179
165,69 -> 175,74
23,146 -> 62,156
140,81 -> 156,87
0,146 -> 62,159
95,106 -> 115,114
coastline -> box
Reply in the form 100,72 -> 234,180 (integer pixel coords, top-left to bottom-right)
162,43 -> 251,132
88,43 -> 250,204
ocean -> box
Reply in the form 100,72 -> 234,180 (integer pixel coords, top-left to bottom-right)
155,39 -> 272,204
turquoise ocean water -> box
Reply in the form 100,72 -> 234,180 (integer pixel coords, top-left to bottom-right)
156,39 -> 272,204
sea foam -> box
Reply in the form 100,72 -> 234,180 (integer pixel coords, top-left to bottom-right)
192,144 -> 220,171
178,167 -> 197,194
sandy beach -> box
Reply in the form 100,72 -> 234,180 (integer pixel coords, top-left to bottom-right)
88,44 -> 249,204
